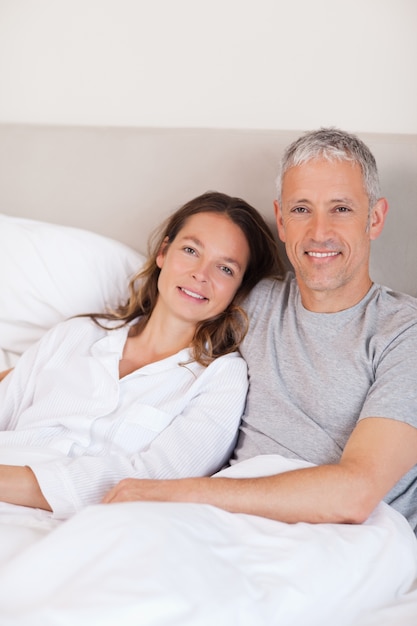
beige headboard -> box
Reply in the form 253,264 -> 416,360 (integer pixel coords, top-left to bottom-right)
0,123 -> 416,296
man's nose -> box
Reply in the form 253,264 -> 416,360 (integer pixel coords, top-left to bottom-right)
308,212 -> 332,240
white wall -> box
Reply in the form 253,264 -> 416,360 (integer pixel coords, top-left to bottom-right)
0,0 -> 416,133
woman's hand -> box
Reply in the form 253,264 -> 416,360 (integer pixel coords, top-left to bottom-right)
0,368 -> 12,382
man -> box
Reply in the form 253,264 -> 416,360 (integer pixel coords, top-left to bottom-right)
103,128 -> 417,534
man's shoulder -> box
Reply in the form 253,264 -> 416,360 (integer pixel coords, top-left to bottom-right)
243,272 -> 295,312
364,285 -> 417,350
373,284 -> 417,319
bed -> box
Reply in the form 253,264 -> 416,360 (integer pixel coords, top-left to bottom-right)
0,123 -> 417,625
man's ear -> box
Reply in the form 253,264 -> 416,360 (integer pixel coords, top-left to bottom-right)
274,200 -> 286,243
156,237 -> 169,268
369,198 -> 389,241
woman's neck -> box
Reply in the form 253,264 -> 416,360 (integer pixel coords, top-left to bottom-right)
119,310 -> 195,377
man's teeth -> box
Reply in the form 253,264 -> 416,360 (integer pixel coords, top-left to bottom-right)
181,288 -> 206,300
307,251 -> 339,258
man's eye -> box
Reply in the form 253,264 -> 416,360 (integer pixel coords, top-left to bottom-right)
291,207 -> 308,213
335,206 -> 351,213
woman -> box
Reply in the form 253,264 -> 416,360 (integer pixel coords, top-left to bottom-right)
0,191 -> 283,519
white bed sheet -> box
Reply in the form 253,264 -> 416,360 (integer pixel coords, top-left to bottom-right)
0,454 -> 416,625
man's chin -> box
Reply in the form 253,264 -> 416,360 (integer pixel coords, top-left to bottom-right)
297,272 -> 341,293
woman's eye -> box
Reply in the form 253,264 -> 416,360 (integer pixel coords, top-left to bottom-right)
220,265 -> 233,276
183,246 -> 196,255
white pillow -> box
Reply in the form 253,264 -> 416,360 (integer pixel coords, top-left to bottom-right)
0,214 -> 145,360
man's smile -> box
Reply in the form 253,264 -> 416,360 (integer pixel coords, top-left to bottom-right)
306,251 -> 340,258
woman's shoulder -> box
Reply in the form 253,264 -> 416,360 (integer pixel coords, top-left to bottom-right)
36,316 -> 107,348
50,315 -> 99,334
202,350 -> 248,378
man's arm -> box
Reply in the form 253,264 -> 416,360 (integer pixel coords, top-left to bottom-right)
102,417 -> 417,524
0,465 -> 52,511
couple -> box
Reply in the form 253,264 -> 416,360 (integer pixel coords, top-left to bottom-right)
1,127 -> 417,535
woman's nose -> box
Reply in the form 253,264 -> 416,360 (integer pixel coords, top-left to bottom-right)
192,261 -> 209,282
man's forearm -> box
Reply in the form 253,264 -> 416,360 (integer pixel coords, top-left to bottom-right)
170,466 -> 371,524
0,465 -> 52,511
102,464 -> 373,525
103,418 -> 417,524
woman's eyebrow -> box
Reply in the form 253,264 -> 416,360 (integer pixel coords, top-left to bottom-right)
180,235 -> 243,271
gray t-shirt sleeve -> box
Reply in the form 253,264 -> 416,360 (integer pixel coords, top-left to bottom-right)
359,315 -> 417,426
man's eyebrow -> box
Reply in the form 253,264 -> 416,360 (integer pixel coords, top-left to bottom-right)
286,196 -> 356,205
286,198 -> 310,205
330,197 -> 356,204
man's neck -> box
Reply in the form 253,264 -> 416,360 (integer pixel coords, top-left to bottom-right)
298,278 -> 374,313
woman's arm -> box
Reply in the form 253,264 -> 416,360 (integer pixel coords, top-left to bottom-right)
0,368 -> 12,382
29,353 -> 248,519
0,465 -> 51,510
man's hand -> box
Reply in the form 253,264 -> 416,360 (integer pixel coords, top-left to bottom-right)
101,418 -> 417,526
102,478 -> 189,504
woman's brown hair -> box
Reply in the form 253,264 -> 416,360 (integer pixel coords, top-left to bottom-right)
89,191 -> 284,366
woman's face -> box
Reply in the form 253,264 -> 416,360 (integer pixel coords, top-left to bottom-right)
156,212 -> 250,326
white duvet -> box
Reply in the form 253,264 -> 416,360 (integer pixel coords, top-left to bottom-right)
0,454 -> 416,626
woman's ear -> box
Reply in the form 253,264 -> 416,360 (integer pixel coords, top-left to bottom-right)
156,237 -> 170,268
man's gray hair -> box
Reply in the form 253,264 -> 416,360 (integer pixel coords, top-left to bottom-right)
276,127 -> 381,208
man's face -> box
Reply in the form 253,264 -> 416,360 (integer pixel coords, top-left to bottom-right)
275,158 -> 387,312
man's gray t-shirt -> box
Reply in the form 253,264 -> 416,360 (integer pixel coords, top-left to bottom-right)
234,273 -> 417,533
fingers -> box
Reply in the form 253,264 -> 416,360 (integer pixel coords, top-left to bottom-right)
101,489 -> 115,504
101,478 -> 145,504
